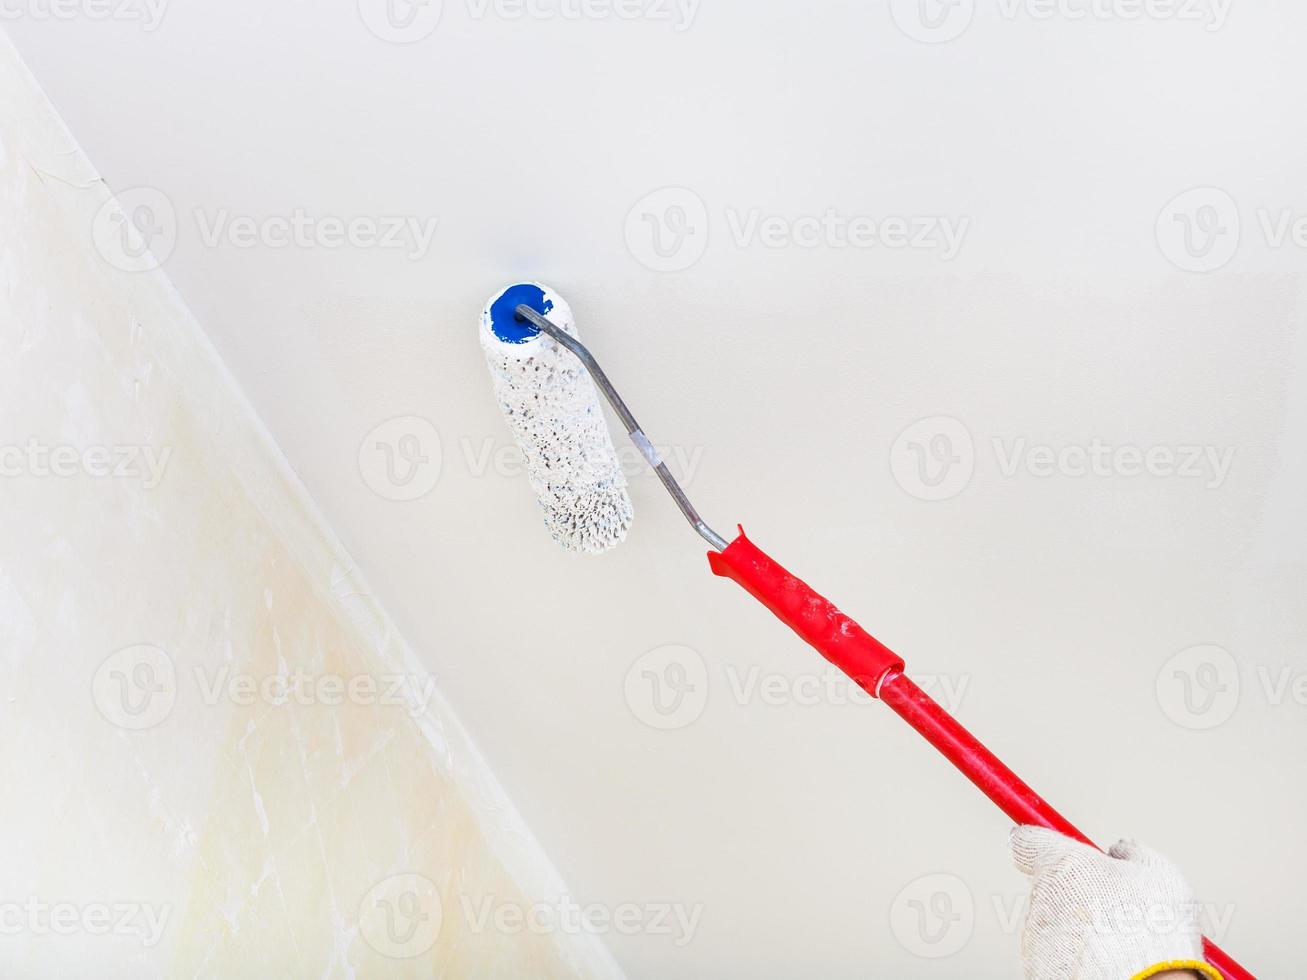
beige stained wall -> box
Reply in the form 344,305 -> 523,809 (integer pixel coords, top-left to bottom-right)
0,33 -> 621,980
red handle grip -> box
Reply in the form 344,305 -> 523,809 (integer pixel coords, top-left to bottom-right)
707,526 -> 905,691
708,526 -> 1255,980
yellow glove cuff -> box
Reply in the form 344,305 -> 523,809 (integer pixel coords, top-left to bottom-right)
1131,961 -> 1224,980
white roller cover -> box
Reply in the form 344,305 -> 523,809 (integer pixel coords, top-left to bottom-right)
479,283 -> 634,554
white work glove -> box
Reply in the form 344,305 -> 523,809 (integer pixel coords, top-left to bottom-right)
1010,826 -> 1222,980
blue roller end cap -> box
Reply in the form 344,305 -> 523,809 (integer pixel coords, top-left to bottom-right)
489,283 -> 554,344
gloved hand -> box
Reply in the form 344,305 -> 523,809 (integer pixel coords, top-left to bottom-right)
1009,826 -> 1222,980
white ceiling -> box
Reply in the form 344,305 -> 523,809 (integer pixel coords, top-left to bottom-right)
9,3 -> 1305,975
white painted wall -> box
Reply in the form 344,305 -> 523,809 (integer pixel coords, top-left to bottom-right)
5,3 -> 1304,976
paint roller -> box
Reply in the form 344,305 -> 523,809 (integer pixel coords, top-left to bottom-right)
477,282 -> 1256,980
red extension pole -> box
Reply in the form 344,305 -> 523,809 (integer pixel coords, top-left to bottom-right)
708,527 -> 1255,980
